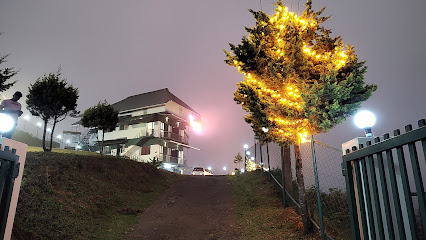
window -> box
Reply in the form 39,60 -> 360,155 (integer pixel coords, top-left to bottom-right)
119,124 -> 129,130
132,122 -> 146,128
140,146 -> 150,155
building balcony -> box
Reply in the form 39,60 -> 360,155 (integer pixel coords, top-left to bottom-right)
159,154 -> 187,166
130,129 -> 188,145
160,131 -> 188,145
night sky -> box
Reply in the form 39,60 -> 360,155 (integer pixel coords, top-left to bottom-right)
1,0 -> 425,174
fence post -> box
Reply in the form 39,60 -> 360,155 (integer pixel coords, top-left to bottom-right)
259,142 -> 263,169
266,142 -> 271,180
311,136 -> 326,240
281,145 -> 287,207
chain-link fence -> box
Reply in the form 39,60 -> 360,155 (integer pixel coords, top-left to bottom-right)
244,137 -> 351,240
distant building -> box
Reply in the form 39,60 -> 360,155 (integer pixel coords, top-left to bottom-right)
82,88 -> 200,173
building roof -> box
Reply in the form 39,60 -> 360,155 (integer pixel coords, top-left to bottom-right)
112,88 -> 198,114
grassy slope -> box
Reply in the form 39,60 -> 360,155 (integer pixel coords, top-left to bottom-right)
12,148 -> 178,240
11,130 -> 60,148
229,170 -> 320,240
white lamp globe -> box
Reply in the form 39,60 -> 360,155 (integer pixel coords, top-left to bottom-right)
354,110 -> 376,129
0,113 -> 15,133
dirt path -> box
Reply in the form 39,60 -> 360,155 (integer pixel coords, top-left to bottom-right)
124,175 -> 241,240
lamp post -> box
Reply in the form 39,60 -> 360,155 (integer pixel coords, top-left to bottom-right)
23,115 -> 30,131
56,135 -> 62,149
36,122 -> 42,138
354,110 -> 376,137
243,144 -> 248,172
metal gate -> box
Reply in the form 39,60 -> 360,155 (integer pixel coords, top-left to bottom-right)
0,145 -> 20,239
342,119 -> 426,239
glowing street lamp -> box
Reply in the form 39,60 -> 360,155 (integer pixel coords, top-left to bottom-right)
24,115 -> 30,121
223,166 -> 227,171
207,167 -> 212,171
0,113 -> 15,139
354,110 -> 376,137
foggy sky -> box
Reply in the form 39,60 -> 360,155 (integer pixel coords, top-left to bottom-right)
1,0 -> 425,173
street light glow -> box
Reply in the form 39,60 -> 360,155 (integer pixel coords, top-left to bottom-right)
164,163 -> 172,169
0,113 -> 15,133
24,115 -> 30,121
354,110 -> 376,129
56,135 -> 62,139
262,127 -> 269,133
243,144 -> 248,149
246,151 -> 250,155
208,167 -> 212,171
251,157 -> 255,161
354,110 -> 376,137
37,122 -> 42,127
223,167 -> 227,171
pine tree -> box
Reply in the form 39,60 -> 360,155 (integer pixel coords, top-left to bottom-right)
0,33 -> 17,92
225,0 -> 376,233
233,152 -> 243,170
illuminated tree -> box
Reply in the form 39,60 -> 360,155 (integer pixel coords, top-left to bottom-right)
26,69 -> 79,152
225,0 -> 376,233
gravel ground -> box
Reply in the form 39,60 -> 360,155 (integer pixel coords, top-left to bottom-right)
124,175 -> 241,240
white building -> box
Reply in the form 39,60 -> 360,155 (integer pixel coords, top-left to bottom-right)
85,88 -> 200,173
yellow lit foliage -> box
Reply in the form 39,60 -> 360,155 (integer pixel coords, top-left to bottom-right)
246,159 -> 259,172
226,0 -> 376,144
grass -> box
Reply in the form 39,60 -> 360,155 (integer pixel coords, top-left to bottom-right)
11,130 -> 60,148
229,170 -> 320,240
12,148 -> 179,240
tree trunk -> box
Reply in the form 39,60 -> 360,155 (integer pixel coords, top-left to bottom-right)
294,143 -> 313,234
282,144 -> 292,195
42,119 -> 48,152
49,119 -> 57,151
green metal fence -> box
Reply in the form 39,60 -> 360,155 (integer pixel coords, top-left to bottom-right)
342,119 -> 426,239
245,136 -> 350,239
0,145 -> 20,239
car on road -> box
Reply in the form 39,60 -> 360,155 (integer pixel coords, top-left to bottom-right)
192,167 -> 213,176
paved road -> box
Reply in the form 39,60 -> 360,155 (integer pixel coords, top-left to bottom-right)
125,175 -> 240,240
